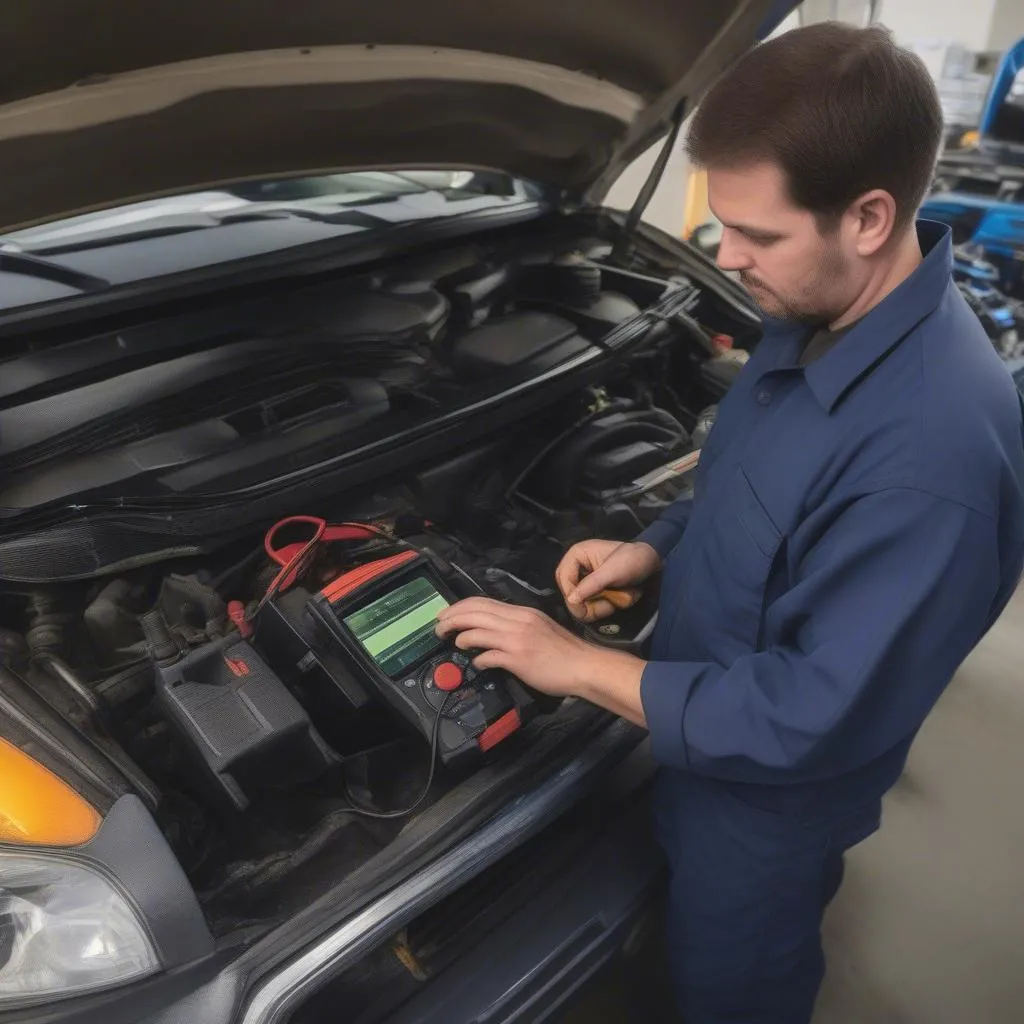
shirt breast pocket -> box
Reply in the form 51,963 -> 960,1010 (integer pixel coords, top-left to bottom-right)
694,467 -> 783,656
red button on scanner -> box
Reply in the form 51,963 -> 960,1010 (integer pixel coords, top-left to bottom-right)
433,661 -> 464,692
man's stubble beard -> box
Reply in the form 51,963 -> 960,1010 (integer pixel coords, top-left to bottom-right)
741,237 -> 849,324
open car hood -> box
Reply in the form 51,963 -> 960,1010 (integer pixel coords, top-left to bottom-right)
0,0 -> 794,233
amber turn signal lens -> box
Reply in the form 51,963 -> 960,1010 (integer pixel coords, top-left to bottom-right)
0,738 -> 100,846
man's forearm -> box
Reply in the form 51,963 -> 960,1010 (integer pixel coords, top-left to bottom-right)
574,647 -> 648,727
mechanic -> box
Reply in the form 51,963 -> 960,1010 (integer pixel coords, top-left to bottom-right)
436,22 -> 1024,1024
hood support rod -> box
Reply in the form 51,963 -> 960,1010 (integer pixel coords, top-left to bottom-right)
621,101 -> 688,240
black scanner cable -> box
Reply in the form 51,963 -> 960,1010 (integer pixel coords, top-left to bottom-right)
341,693 -> 456,820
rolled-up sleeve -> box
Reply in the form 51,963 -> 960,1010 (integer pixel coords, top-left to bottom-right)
640,487 -> 1005,784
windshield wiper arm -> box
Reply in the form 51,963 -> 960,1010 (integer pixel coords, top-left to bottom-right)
0,250 -> 110,292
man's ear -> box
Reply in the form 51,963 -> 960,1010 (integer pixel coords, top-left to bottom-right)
846,189 -> 897,256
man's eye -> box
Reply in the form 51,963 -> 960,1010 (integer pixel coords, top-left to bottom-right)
747,234 -> 780,246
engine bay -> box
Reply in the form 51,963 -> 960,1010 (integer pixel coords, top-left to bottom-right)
0,214 -> 756,935
0,216 -> 747,521
0,420 -> 691,931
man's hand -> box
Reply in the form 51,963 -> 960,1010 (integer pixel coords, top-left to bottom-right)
434,597 -> 648,726
435,597 -> 595,696
555,539 -> 662,622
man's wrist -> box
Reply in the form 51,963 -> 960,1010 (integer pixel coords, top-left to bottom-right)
634,524 -> 677,564
631,541 -> 663,574
572,643 -> 648,727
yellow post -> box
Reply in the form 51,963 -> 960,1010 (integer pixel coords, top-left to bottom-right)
683,168 -> 710,240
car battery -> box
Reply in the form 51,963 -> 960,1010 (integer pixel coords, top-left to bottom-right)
145,613 -> 338,810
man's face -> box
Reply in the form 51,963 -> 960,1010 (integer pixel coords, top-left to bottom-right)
708,162 -> 856,323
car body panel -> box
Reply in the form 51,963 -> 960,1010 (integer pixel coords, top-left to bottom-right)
0,720 -> 649,1024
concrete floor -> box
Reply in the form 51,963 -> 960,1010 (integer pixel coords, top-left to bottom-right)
562,583 -> 1024,1023
814,581 -> 1024,1023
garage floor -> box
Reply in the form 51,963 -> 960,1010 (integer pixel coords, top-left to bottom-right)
561,583 -> 1024,1023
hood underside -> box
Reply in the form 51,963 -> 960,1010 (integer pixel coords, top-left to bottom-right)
0,0 -> 784,233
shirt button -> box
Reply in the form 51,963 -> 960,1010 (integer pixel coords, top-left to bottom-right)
757,389 -> 772,405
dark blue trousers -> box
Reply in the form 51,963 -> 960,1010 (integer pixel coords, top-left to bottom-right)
652,771 -> 879,1023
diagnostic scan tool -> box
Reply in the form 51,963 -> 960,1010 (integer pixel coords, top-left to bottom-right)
307,554 -> 534,768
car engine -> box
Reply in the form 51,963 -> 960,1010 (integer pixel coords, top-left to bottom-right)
0,220 -> 753,931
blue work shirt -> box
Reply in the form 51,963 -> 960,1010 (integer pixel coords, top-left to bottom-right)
639,221 -> 1024,816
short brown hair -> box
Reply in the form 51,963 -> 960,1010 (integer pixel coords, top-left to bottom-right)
687,22 -> 943,230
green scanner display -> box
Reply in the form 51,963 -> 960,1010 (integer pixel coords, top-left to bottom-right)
343,576 -> 450,678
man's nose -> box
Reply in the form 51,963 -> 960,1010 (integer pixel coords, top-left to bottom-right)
716,228 -> 751,273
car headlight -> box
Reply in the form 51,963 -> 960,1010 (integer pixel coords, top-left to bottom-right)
0,850 -> 158,1005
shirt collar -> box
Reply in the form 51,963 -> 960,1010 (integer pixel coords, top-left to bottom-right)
780,220 -> 953,413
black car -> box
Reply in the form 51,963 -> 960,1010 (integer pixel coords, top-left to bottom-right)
0,4 -> 793,1022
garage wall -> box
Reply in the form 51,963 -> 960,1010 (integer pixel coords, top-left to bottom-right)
987,0 -> 1024,52
603,139 -> 690,236
799,0 -> 873,28
878,0 -> 997,52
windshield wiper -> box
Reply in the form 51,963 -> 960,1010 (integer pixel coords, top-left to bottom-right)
0,250 -> 110,292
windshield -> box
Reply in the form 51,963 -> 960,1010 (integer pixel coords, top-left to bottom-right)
0,170 -> 540,312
